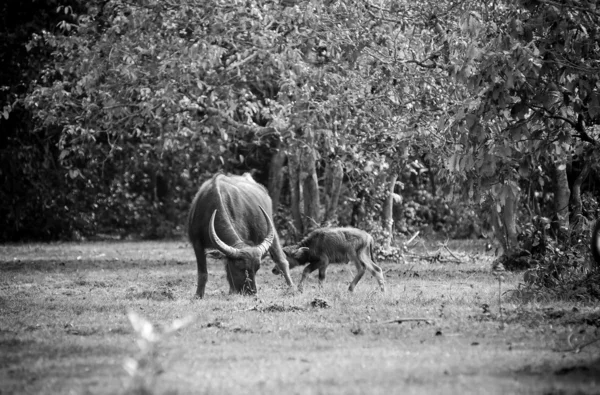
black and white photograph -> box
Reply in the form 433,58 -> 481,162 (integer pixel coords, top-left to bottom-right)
1,0 -> 599,393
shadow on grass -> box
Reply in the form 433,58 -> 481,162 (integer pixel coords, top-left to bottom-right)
515,356 -> 600,387
0,259 -> 193,273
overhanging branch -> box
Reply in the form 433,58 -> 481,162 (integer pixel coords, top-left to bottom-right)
208,107 -> 276,135
530,105 -> 597,145
195,105 -> 280,137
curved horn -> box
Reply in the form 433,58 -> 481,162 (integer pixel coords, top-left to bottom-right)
209,210 -> 243,258
255,206 -> 275,256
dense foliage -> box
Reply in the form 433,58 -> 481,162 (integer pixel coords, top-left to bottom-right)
2,0 -> 599,280
434,0 -> 600,273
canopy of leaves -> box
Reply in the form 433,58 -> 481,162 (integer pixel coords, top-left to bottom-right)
438,0 -> 600,202
4,0 -> 447,239
2,0 -> 599,249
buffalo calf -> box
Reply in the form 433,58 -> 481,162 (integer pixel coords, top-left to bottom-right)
275,227 -> 386,292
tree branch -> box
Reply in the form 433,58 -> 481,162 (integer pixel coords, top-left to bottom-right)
538,0 -> 600,18
378,317 -> 433,324
405,59 -> 437,69
227,52 -> 258,71
530,105 -> 597,145
202,106 -> 279,137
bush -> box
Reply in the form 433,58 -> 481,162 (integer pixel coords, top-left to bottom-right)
395,190 -> 482,239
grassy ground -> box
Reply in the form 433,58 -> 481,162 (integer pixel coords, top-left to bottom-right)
1,240 -> 599,394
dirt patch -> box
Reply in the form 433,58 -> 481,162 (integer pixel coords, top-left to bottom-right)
204,320 -> 254,333
310,298 -> 331,308
125,287 -> 175,301
64,324 -> 101,337
248,304 -> 305,313
262,304 -> 304,313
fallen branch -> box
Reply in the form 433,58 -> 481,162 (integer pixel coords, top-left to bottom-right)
227,52 -> 258,71
378,317 -> 433,325
403,253 -> 461,264
442,244 -> 462,261
405,231 -> 420,246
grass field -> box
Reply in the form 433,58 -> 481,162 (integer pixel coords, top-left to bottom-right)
1,240 -> 599,394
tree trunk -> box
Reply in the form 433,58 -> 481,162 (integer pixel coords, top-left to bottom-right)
489,187 -> 519,256
268,148 -> 287,214
382,174 -> 398,251
324,161 -> 343,224
351,190 -> 366,227
288,150 -> 303,238
570,161 -> 591,223
421,154 -> 436,197
428,168 -> 436,197
554,160 -> 571,243
490,203 -> 505,255
300,140 -> 320,232
502,190 -> 519,252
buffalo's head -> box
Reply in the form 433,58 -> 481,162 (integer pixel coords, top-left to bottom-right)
209,206 -> 274,295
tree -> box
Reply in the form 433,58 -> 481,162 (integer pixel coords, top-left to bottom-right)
433,0 -> 600,260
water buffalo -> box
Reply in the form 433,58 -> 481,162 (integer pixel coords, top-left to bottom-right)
188,173 -> 294,297
274,227 -> 386,292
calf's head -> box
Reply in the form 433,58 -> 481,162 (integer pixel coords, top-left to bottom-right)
272,246 -> 310,274
209,207 -> 274,295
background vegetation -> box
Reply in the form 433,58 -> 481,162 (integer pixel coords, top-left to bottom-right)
2,0 -> 600,277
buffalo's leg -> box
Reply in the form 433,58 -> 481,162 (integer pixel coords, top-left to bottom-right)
224,262 -> 238,295
269,234 -> 295,288
191,242 -> 208,298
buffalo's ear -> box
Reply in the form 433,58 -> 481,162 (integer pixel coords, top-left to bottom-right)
206,249 -> 226,260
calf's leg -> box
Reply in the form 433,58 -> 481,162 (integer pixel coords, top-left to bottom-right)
358,247 -> 386,292
363,257 -> 386,292
317,265 -> 327,285
348,250 -> 386,292
317,256 -> 330,287
299,261 -> 321,292
348,256 -> 366,292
